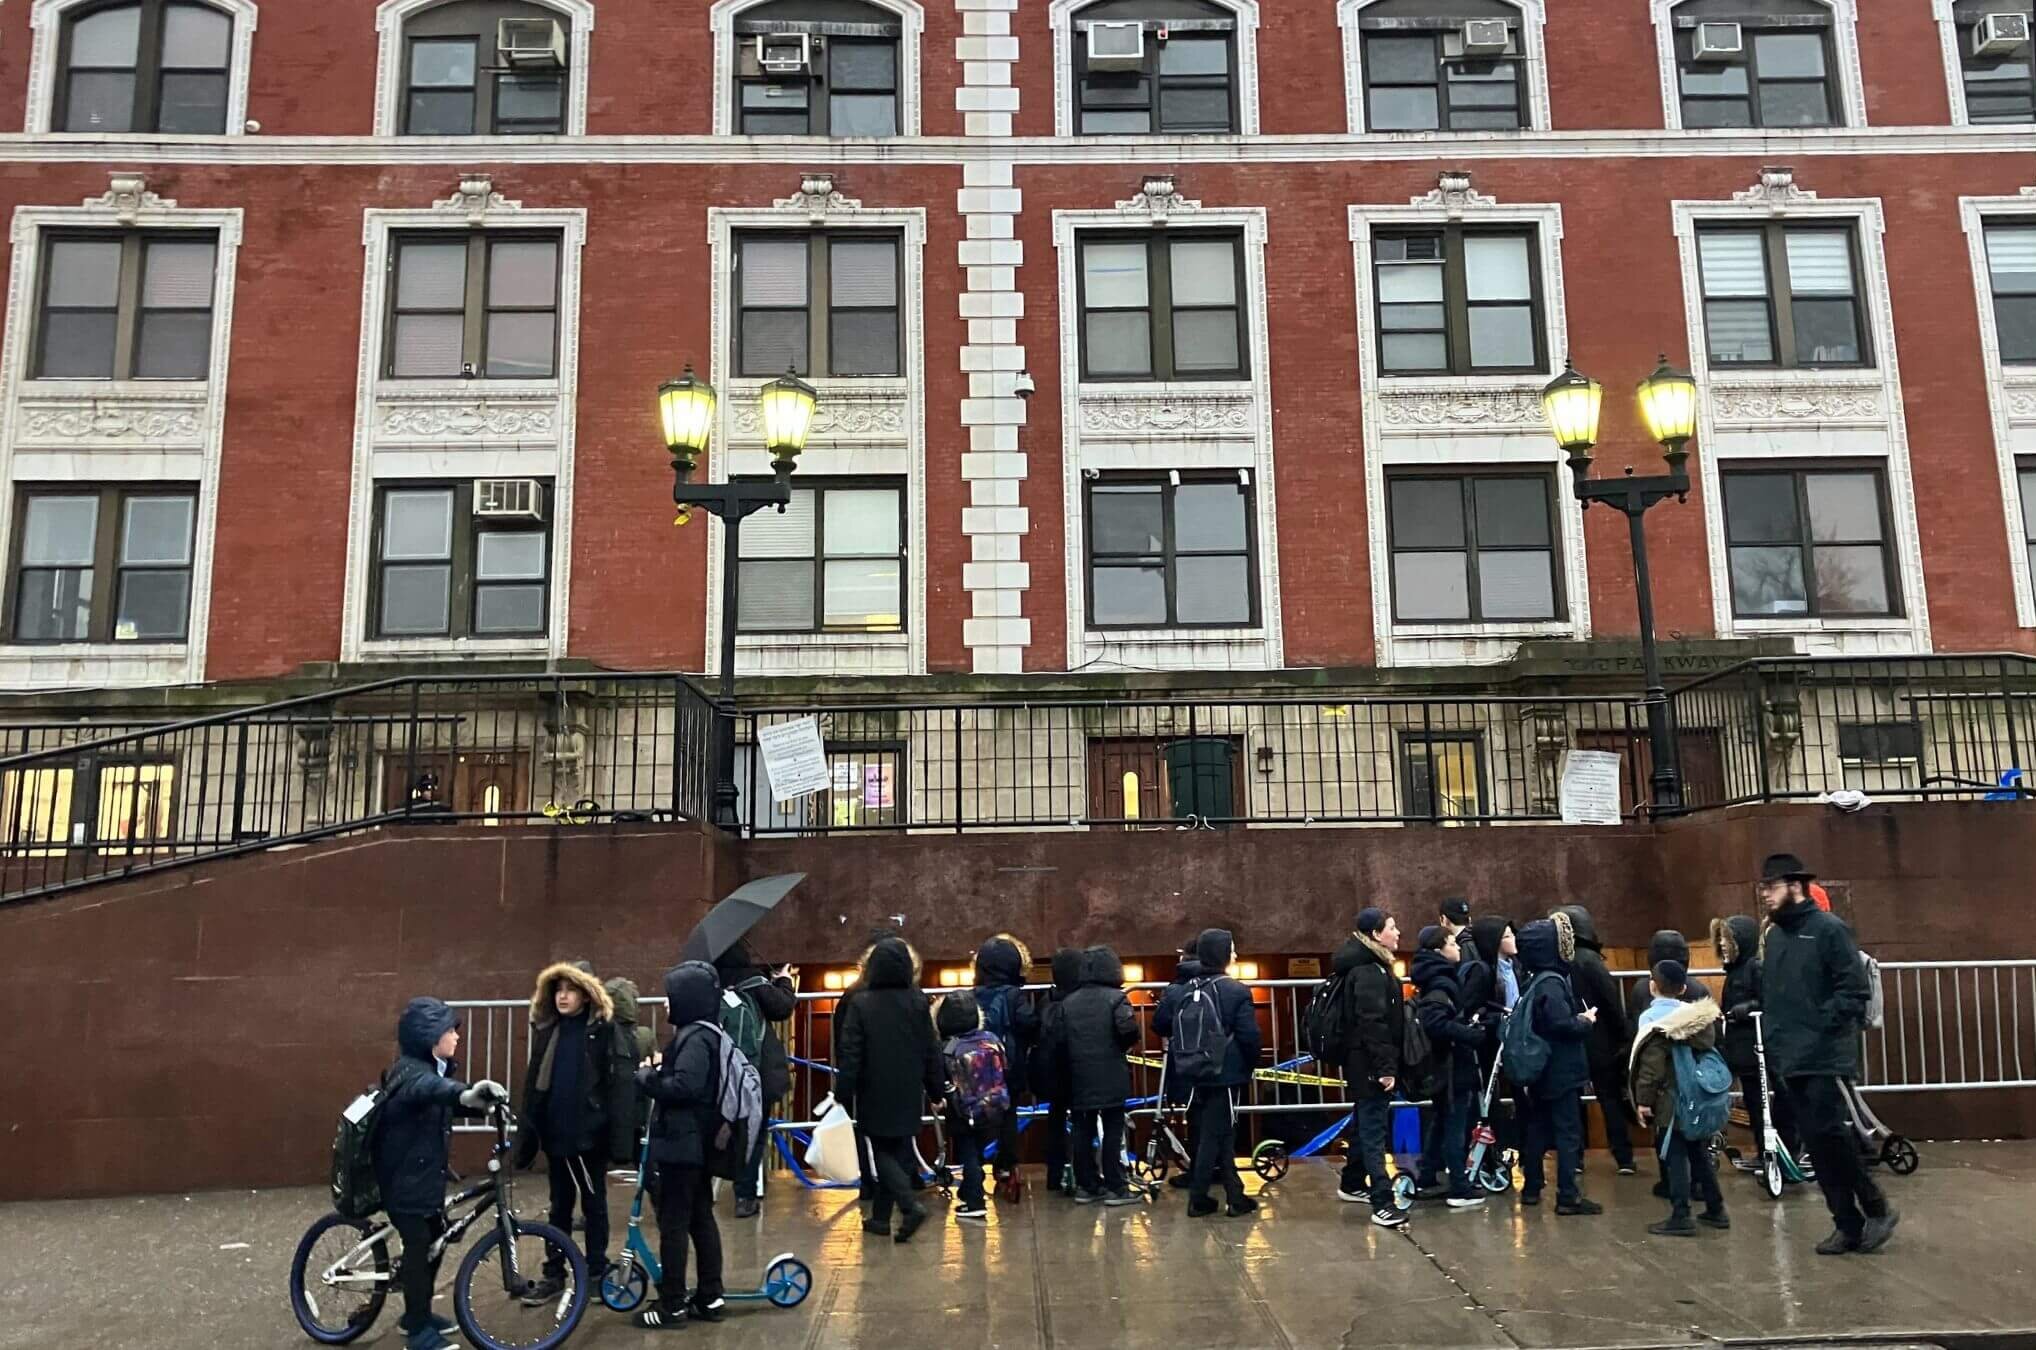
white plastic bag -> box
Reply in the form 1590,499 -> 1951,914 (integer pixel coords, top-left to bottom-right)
804,1094 -> 861,1184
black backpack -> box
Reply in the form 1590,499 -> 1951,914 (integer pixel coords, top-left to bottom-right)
330,1085 -> 385,1220
1399,994 -> 1443,1102
1304,971 -> 1352,1070
1170,977 -> 1235,1085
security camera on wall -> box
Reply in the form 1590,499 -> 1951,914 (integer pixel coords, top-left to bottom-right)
1013,371 -> 1036,399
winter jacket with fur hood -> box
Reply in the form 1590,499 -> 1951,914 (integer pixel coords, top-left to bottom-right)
640,961 -> 723,1169
1054,947 -> 1140,1110
1331,931 -> 1404,1098
1627,992 -> 1721,1126
1516,914 -> 1593,1097
516,963 -> 637,1167
836,937 -> 950,1137
973,934 -> 1040,1098
1710,915 -> 1764,1069
1553,905 -> 1631,1067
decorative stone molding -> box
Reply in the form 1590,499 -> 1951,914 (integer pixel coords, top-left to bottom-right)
1339,0 -> 1551,136
1376,388 -> 1546,429
2004,382 -> 2036,420
1959,189 -> 2036,628
27,0 -> 259,136
772,174 -> 863,220
1411,171 -> 1499,218
1049,0 -> 1260,138
433,176 -> 521,222
1708,384 -> 1882,425
375,399 -> 558,442
728,385 -> 907,440
375,0 -> 593,137
15,398 -> 207,447
711,0 -> 924,138
1731,166 -> 1819,211
93,175 -> 175,222
1651,0 -> 1867,131
1115,176 -> 1201,222
1078,393 -> 1255,437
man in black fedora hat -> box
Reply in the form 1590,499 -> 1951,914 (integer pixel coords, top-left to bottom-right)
1756,852 -> 1896,1255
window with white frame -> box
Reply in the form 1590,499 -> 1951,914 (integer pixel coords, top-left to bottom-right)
1077,230 -> 1246,381
1952,0 -> 2036,123
735,230 -> 901,378
1069,0 -> 1239,134
735,480 -> 905,634
384,231 -> 559,379
370,481 -> 550,639
52,0 -> 236,133
1373,225 -> 1544,376
1354,0 -> 1526,132
1085,473 -> 1257,629
7,487 -> 196,643
1386,472 -> 1562,624
731,0 -> 902,136
1982,221 -> 2036,363
1695,222 -> 1867,369
1722,466 -> 1897,619
1670,0 -> 1840,129
396,0 -> 567,135
2019,461 -> 2036,581
32,230 -> 216,380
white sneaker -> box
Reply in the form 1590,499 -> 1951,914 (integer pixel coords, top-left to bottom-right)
1446,1195 -> 1487,1209
954,1205 -> 988,1222
1337,1188 -> 1368,1203
1370,1206 -> 1408,1228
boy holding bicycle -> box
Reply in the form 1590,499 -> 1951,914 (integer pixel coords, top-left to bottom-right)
374,997 -> 509,1350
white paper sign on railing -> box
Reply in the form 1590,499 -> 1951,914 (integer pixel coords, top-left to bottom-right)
1559,749 -> 1625,825
758,716 -> 831,801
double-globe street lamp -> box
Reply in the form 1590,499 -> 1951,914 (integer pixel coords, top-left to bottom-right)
659,364 -> 819,827
1540,355 -> 1701,815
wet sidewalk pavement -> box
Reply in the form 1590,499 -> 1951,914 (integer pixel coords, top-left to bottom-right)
6,1141 -> 2034,1350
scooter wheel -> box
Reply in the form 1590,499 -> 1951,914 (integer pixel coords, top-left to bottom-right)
1883,1136 -> 1920,1175
1391,1174 -> 1417,1211
600,1257 -> 649,1313
1762,1155 -> 1785,1199
764,1257 -> 813,1309
1251,1140 -> 1289,1182
1479,1167 -> 1512,1194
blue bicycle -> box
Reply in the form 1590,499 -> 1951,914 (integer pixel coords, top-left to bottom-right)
598,1126 -> 813,1316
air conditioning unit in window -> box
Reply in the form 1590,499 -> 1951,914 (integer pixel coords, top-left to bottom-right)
473,478 -> 544,520
754,32 -> 813,75
1086,21 -> 1146,71
498,18 -> 566,69
1975,12 -> 2033,56
1692,21 -> 1744,60
1459,18 -> 1511,57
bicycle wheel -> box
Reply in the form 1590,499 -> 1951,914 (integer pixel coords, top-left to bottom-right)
454,1221 -> 588,1350
1251,1140 -> 1289,1183
289,1212 -> 388,1345
764,1256 -> 814,1308
599,1251 -> 649,1313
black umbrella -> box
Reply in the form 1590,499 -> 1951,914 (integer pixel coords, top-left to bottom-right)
678,872 -> 806,966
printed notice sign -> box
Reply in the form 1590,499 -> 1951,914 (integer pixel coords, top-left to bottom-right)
758,716 -> 831,801
1558,750 -> 1625,826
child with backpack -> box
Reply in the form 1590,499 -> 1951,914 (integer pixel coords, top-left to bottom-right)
1629,959 -> 1730,1237
1509,914 -> 1602,1215
1175,928 -> 1262,1218
936,990 -> 1012,1221
1410,926 -> 1489,1210
712,941 -> 798,1218
836,937 -> 951,1243
1331,908 -> 1407,1228
370,998 -> 509,1350
1052,947 -> 1143,1207
971,933 -> 1039,1198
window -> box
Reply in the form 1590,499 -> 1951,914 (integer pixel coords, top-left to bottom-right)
1400,732 -> 1486,820
370,481 -> 550,639
1673,1 -> 1837,129
0,760 -> 175,855
385,232 -> 558,379
2019,463 -> 2036,583
736,740 -> 905,830
1984,223 -> 2036,363
1696,223 -> 1866,368
1071,0 -> 1237,135
1373,226 -> 1542,375
1956,2 -> 2036,123
1078,231 -> 1246,381
399,0 -> 567,135
1387,474 -> 1561,623
735,481 -> 905,634
34,231 -> 217,380
55,0 -> 233,134
1836,720 -> 1923,791
1722,468 -> 1897,618
7,488 -> 196,643
735,231 -> 900,378
733,1 -> 901,136
1,766 -> 75,855
1356,1 -> 1524,132
1086,474 -> 1256,629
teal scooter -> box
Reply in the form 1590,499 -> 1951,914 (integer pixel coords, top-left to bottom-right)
1716,1011 -> 1811,1199
600,1120 -> 814,1315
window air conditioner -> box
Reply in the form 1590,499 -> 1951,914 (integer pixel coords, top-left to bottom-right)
755,32 -> 813,75
1974,12 -> 2033,56
1691,22 -> 1744,60
497,18 -> 566,69
1086,21 -> 1146,71
473,479 -> 544,520
1459,18 -> 1511,58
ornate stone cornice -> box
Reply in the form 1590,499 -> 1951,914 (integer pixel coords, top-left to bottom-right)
1731,165 -> 1819,211
773,173 -> 863,219
432,175 -> 521,222
1115,175 -> 1202,221
1410,170 -> 1497,217
88,173 -> 175,223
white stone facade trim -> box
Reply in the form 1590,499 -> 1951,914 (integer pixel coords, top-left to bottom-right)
340,177 -> 587,663
374,0 -> 594,138
1651,0 -> 1867,131
0,176 -> 243,690
704,182 -> 929,678
1048,0 -> 1261,138
27,0 -> 260,136
1670,170 -> 1931,655
1336,0 -> 1550,135
1346,175 -> 1588,668
1934,0 -> 1973,128
710,0 -> 925,138
1053,184 -> 1283,673
1959,187 -> 2036,629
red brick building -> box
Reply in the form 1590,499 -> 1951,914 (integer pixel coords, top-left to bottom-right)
0,0 -> 2032,693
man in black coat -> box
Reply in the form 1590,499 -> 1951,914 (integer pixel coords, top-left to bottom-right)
836,937 -> 950,1242
712,941 -> 798,1218
1053,946 -> 1142,1205
1757,853 -> 1897,1255
1333,907 -> 1407,1227
514,962 -> 636,1292
1182,928 -> 1262,1218
1553,905 -> 1636,1173
1711,912 -> 1800,1161
636,961 -> 727,1330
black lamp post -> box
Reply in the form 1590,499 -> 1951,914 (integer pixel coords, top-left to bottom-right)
1540,355 -> 1700,816
660,364 -> 819,829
